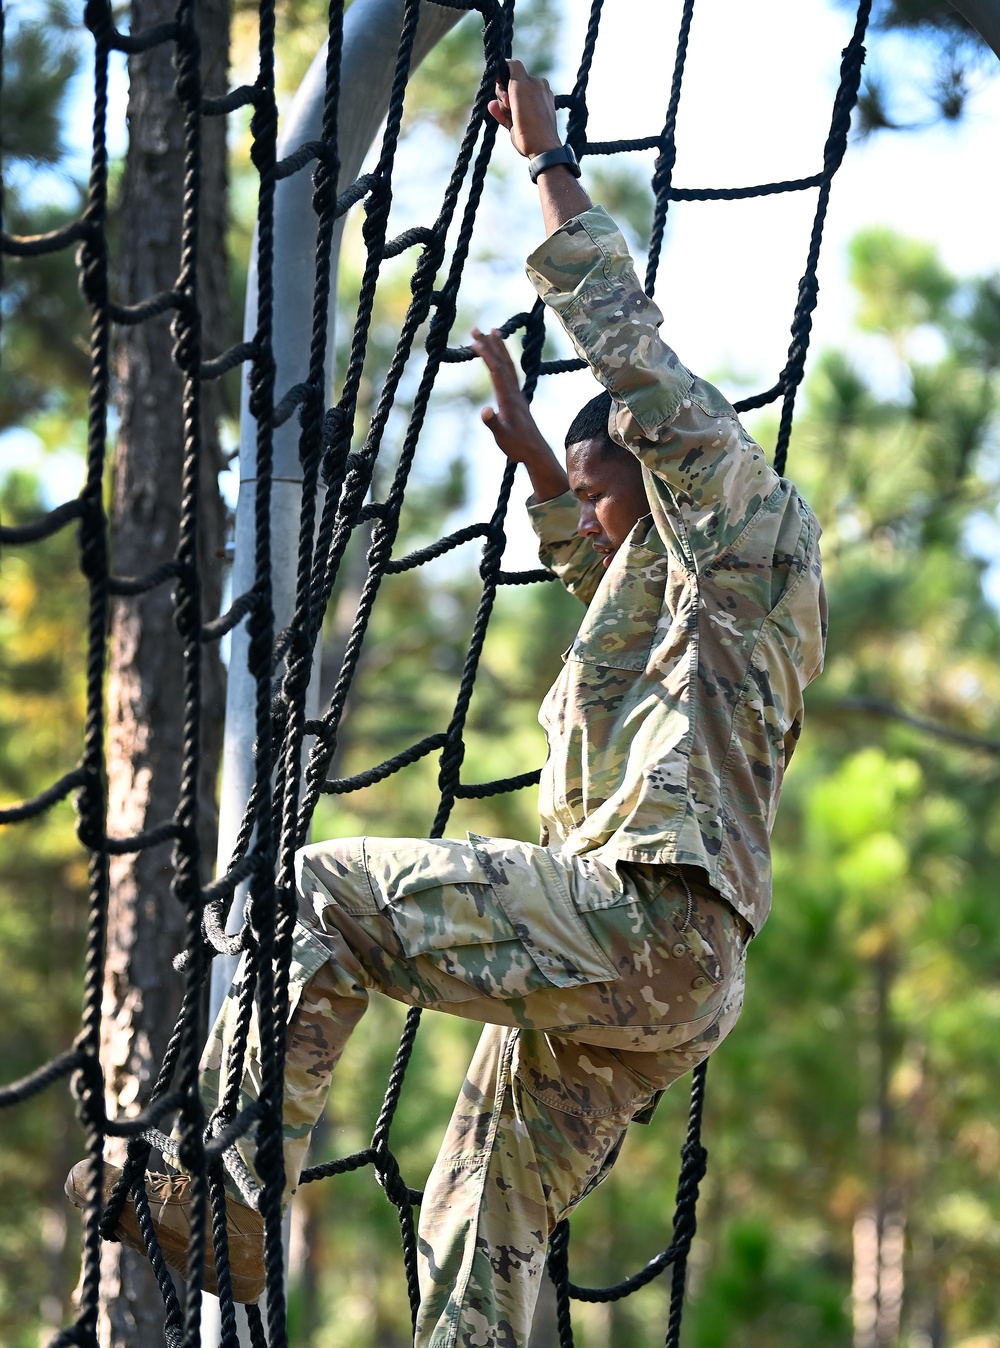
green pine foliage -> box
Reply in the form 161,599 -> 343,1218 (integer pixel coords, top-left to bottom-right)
1,10 -> 93,1340
0,475 -> 89,1345
3,4 -> 1000,1343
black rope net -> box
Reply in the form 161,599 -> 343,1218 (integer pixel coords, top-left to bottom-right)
0,0 -> 872,1344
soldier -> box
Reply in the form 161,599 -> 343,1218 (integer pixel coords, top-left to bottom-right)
68,60 -> 826,1347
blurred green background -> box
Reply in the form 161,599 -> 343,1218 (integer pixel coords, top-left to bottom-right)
3,2 -> 1000,1345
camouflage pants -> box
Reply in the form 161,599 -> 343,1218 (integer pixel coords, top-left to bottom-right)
199,834 -> 747,1348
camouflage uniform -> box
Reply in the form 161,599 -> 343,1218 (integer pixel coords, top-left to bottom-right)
526,207 -> 827,934
201,842 -> 746,1345
199,208 -> 825,1346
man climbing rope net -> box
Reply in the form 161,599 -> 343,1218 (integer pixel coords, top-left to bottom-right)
68,61 -> 827,1347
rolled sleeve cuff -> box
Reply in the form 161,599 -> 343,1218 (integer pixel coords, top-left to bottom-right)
526,207 -> 693,440
526,488 -> 582,544
525,206 -> 621,303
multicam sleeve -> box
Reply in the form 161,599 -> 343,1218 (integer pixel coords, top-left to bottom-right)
526,489 -> 603,605
525,207 -> 781,570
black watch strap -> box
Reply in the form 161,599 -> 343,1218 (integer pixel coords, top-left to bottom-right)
528,144 -> 581,184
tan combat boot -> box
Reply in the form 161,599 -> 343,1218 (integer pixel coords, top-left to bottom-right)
65,1161 -> 266,1303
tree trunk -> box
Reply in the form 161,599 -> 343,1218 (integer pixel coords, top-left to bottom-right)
98,0 -> 229,1340
853,949 -> 906,1348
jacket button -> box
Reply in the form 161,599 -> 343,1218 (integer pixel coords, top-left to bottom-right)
691,976 -> 708,989
672,942 -> 687,958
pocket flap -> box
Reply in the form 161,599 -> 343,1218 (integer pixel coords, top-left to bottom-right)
466,834 -> 617,988
365,836 -> 511,953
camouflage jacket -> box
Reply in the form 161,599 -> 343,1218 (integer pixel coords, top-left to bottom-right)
524,207 -> 827,932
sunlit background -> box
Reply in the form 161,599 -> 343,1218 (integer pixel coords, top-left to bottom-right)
3,2 -> 1000,1345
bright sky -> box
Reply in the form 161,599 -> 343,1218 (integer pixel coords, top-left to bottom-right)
7,0 -> 1000,590
558,0 -> 1000,381
487,0 -> 1000,592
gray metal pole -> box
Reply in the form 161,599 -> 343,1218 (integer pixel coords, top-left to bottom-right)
214,0 -> 463,999
202,2 -> 461,1339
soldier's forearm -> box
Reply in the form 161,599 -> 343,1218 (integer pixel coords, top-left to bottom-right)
523,447 -> 570,503
536,167 -> 593,237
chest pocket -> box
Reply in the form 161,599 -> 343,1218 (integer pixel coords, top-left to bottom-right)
569,536 -> 668,672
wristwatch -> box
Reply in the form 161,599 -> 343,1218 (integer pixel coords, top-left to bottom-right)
528,144 -> 582,184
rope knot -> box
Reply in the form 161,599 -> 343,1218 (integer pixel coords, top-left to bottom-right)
248,348 -> 277,419
362,177 -> 392,238
74,771 -> 105,851
311,146 -> 337,210
321,408 -> 351,484
249,93 -> 278,168
343,449 -> 368,481
83,0 -> 113,37
172,34 -> 202,107
170,296 -> 201,373
76,227 -> 107,309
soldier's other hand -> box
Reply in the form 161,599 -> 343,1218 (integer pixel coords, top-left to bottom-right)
488,59 -> 560,160
472,327 -> 551,465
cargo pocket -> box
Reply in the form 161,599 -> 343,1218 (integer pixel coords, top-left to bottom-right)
466,834 -> 618,989
669,912 -> 724,991
362,836 -> 516,954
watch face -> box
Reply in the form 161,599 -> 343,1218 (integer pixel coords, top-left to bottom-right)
530,146 -> 575,183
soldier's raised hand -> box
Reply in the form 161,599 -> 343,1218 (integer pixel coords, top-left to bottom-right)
487,60 -> 560,161
472,327 -> 546,462
472,326 -> 569,501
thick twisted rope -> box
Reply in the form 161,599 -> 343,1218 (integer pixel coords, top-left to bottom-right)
0,1 -> 872,1343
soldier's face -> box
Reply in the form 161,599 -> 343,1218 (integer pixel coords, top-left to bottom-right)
566,437 -> 649,568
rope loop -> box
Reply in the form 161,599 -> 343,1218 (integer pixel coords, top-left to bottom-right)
6,2 -> 873,1342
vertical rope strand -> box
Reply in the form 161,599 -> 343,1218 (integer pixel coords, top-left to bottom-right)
0,2 -> 873,1343
70,3 -> 115,1339
644,0 -> 696,296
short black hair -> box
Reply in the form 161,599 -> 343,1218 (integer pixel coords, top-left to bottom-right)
564,390 -> 615,452
563,390 -> 633,469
